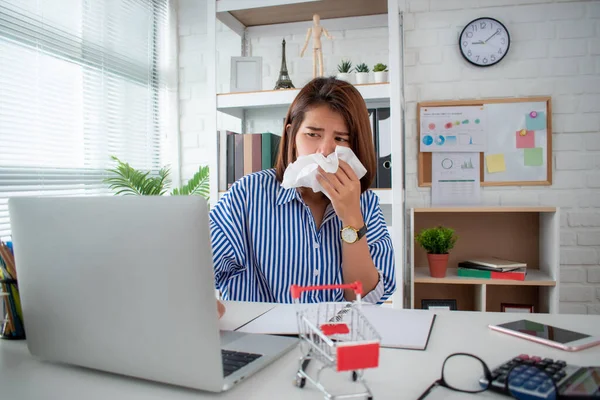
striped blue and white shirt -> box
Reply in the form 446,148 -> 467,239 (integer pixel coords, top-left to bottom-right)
209,169 -> 396,304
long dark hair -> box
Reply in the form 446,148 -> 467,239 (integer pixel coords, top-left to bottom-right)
274,77 -> 377,192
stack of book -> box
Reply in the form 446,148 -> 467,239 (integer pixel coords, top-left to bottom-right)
457,257 -> 527,281
217,130 -> 281,191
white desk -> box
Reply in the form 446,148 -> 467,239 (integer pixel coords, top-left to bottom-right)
1,302 -> 599,400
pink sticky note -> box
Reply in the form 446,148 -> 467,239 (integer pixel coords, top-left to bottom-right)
516,130 -> 535,148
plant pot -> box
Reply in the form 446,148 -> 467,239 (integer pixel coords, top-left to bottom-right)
336,73 -> 353,83
373,71 -> 388,83
427,253 -> 449,278
355,72 -> 369,84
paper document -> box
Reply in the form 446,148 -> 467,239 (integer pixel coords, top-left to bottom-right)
235,303 -> 437,351
432,152 -> 481,206
420,105 -> 487,152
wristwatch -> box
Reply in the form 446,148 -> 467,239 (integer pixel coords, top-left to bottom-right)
340,224 -> 367,244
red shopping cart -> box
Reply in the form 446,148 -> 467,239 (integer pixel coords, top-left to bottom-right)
290,282 -> 381,399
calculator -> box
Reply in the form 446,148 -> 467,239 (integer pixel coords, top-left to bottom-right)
479,354 -> 581,400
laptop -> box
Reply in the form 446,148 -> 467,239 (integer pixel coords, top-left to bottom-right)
8,195 -> 298,392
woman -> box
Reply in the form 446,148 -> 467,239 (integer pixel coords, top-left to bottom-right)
210,77 -> 396,304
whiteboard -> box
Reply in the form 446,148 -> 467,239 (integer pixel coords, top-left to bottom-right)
484,101 -> 548,183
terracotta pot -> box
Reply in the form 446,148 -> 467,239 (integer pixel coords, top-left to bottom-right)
427,253 -> 449,278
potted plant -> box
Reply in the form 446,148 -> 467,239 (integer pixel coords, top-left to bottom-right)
103,156 -> 210,201
336,59 -> 353,83
354,63 -> 369,84
415,226 -> 458,278
373,63 -> 388,83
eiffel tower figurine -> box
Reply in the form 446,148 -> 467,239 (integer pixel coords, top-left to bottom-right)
274,39 -> 294,90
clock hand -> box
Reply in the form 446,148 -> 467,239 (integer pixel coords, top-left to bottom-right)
484,31 -> 499,43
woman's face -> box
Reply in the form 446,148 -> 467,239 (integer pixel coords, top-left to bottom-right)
292,105 -> 351,158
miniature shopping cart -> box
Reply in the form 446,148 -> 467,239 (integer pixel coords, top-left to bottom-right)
290,282 -> 381,400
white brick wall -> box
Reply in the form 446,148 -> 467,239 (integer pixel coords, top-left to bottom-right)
177,0 -> 600,314
405,0 -> 600,314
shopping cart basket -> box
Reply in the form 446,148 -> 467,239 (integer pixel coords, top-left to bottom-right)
290,281 -> 381,399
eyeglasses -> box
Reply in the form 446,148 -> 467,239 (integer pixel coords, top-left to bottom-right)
417,353 -> 559,400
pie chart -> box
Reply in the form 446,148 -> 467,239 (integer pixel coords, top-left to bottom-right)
435,135 -> 445,145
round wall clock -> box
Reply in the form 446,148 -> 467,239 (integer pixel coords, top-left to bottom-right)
459,17 -> 510,67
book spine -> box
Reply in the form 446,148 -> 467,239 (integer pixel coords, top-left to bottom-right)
244,134 -> 253,176
252,134 -> 262,172
261,133 -> 272,169
226,132 -> 235,188
234,134 -> 244,182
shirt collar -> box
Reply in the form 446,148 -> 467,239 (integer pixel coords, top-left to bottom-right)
276,186 -> 301,206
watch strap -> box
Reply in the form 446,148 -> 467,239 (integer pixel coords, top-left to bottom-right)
356,224 -> 367,240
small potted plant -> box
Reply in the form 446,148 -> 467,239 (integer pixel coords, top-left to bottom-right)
354,63 -> 369,84
415,226 -> 458,278
373,63 -> 388,83
336,59 -> 353,83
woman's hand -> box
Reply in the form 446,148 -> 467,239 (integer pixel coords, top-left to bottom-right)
217,299 -> 226,319
316,160 -> 364,228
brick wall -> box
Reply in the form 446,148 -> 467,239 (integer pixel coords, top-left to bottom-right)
177,0 -> 600,313
404,0 -> 600,314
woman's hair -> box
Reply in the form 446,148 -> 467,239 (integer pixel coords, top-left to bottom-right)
274,76 -> 377,193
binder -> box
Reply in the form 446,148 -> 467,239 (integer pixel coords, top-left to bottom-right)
376,107 -> 391,188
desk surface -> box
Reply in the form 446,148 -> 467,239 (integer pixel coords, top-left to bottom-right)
1,302 -> 599,400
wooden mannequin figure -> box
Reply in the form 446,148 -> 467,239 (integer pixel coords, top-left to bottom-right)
300,14 -> 333,78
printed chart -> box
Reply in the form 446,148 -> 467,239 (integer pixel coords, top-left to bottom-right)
420,105 -> 487,153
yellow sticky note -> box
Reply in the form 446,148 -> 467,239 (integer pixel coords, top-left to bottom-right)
486,154 -> 506,173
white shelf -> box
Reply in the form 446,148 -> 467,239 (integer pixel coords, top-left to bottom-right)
413,268 -> 556,287
217,83 -> 390,117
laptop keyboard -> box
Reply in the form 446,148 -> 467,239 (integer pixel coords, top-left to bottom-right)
222,349 -> 263,377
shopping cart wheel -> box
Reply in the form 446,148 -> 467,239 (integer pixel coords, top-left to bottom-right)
295,376 -> 306,388
352,371 -> 358,381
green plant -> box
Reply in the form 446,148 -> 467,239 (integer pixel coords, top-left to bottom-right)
337,59 -> 353,73
415,226 -> 457,254
104,156 -> 210,200
355,63 -> 369,73
373,63 -> 388,72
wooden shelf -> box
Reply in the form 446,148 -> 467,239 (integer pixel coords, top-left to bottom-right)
413,268 -> 556,287
413,206 -> 557,213
218,0 -> 387,26
217,83 -> 390,117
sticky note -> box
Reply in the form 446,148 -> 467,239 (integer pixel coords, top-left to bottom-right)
524,148 -> 543,166
526,111 -> 546,130
486,154 -> 506,173
516,130 -> 535,148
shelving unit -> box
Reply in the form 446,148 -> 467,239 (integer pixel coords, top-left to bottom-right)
409,206 -> 560,313
217,83 -> 391,118
206,0 -> 406,307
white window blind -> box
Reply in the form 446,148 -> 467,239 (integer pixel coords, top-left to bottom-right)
0,0 -> 171,239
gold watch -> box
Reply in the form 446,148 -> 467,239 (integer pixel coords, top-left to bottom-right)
340,224 -> 367,244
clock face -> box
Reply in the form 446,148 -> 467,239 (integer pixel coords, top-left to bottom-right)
459,17 -> 510,67
341,227 -> 357,243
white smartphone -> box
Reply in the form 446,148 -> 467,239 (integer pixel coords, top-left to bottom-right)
489,319 -> 600,352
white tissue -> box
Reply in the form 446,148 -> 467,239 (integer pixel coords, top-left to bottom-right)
281,146 -> 367,198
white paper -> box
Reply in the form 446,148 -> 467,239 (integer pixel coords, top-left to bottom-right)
235,303 -> 437,350
420,105 -> 487,152
281,146 -> 367,199
432,152 -> 481,206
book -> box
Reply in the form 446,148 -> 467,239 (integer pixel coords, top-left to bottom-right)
457,267 -> 526,281
463,257 -> 527,271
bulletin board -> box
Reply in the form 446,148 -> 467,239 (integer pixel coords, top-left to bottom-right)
417,97 -> 552,187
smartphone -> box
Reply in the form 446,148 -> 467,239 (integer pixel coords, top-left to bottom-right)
489,319 -> 600,352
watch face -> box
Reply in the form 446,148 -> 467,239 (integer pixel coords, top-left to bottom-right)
341,227 -> 358,243
459,17 -> 510,67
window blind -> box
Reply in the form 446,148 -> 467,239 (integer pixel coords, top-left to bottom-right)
0,0 -> 171,239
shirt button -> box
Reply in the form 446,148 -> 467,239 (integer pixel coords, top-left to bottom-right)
314,269 -> 319,276
313,242 -> 320,249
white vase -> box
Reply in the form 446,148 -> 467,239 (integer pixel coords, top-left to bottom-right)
355,72 -> 369,84
373,71 -> 388,83
336,73 -> 352,83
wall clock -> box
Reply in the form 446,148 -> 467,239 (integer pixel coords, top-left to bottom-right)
459,17 -> 510,67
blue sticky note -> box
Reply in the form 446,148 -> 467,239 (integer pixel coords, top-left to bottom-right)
526,111 -> 546,131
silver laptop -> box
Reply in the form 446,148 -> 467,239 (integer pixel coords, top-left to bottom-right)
8,195 -> 298,392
